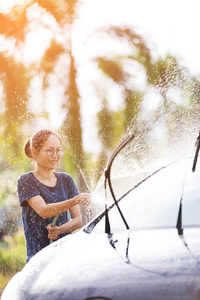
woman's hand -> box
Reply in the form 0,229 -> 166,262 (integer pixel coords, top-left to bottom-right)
47,224 -> 60,241
75,193 -> 92,206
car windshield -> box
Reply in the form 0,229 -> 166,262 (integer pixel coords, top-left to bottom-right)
91,156 -> 200,233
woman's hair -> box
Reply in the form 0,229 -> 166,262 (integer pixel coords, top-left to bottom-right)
24,129 -> 60,158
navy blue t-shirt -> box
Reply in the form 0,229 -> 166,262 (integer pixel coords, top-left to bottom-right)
17,172 -> 79,261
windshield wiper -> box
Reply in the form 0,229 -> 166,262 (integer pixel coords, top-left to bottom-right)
104,133 -> 135,234
103,133 -> 134,263
192,131 -> 200,172
176,132 -> 200,262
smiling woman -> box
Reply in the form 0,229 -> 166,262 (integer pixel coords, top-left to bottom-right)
17,129 -> 92,262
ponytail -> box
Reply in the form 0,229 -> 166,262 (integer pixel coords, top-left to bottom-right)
24,139 -> 32,158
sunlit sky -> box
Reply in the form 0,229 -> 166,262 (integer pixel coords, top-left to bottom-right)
73,0 -> 200,71
1,0 -> 200,152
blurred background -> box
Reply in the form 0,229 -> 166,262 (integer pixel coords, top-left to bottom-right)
0,0 -> 200,292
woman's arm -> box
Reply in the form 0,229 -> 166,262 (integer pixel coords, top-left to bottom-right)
47,205 -> 82,240
27,193 -> 91,219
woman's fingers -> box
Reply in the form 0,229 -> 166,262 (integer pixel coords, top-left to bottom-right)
47,224 -> 59,240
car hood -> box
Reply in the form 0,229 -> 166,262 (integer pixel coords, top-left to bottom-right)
2,227 -> 200,300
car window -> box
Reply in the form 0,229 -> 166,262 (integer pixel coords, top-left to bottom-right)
93,158 -> 199,233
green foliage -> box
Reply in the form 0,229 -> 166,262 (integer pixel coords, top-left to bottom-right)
62,148 -> 78,181
147,55 -> 186,90
0,230 -> 26,289
0,167 -> 23,240
0,168 -> 21,205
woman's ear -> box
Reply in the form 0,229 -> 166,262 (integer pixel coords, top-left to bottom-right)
31,148 -> 38,158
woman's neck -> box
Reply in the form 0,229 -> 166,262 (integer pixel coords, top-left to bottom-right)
33,168 -> 57,187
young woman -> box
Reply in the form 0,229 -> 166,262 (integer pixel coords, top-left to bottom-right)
17,129 -> 91,262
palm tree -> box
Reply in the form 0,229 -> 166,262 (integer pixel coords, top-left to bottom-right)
92,26 -> 152,144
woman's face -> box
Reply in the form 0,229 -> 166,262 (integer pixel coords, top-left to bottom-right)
34,134 -> 62,171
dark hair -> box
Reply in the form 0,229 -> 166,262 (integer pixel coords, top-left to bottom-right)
24,129 -> 60,158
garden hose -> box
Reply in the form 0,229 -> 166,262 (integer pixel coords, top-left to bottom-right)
50,215 -> 59,244
49,210 -> 71,244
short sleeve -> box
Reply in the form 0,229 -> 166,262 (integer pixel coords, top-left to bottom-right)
67,175 -> 79,199
17,174 -> 40,207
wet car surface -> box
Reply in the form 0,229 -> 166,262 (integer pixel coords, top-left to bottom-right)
2,134 -> 200,300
